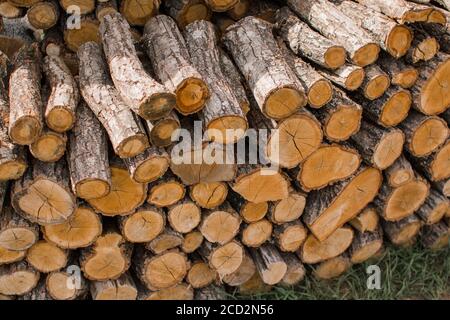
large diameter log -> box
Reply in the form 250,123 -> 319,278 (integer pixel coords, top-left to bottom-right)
78,42 -> 149,158
100,13 -> 176,120
377,54 -> 419,89
421,221 -> 449,250
319,64 -> 365,91
199,240 -> 244,277
163,0 -> 212,29
0,261 -> 39,296
410,140 -> 450,182
303,165 -> 382,241
26,240 -> 68,273
275,6 -> 346,70
119,0 -> 160,26
0,206 -> 38,251
184,20 -> 247,144
267,189 -> 306,225
349,206 -> 380,233
385,155 -> 415,188
90,273 -> 137,300
189,181 -> 228,209
27,1 -> 59,30
416,188 -> 449,224
250,244 -> 287,285
350,120 -> 405,170
123,147 -> 169,183
143,15 -> 209,116
287,0 -> 380,67
8,43 -> 42,145
223,16 -> 306,120
348,228 -> 383,264
11,158 -> 76,225
382,215 -> 422,246
167,197 -> 201,233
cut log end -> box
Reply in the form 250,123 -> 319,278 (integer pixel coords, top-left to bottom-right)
149,117 -> 180,147
190,182 -> 228,209
0,226 -> 37,252
64,19 -> 100,53
380,90 -> 412,127
201,208 -> 240,244
148,180 -> 185,207
364,73 -> 390,100
0,245 -> 26,264
176,78 -> 209,115
9,116 -> 42,146
209,241 -> 244,276
392,68 -> 419,89
264,87 -> 306,120
0,159 -> 27,181
410,118 -> 449,157
325,104 -> 362,141
430,142 -> 450,181
139,93 -> 177,121
308,79 -> 333,108
344,67 -> 365,91
386,25 -> 413,58
26,240 -> 67,273
206,115 -> 248,144
324,46 -> 347,70
120,207 -> 165,243
168,200 -> 201,234
46,107 -> 75,133
27,1 -> 59,30
242,219 -> 272,248
76,179 -> 111,200
384,180 -> 429,221
241,202 -> 268,223
120,0 -> 159,26
29,131 -> 67,163
132,156 -> 169,184
117,134 -> 148,159
373,130 -> 404,170
352,43 -> 380,67
141,251 -> 188,289
313,255 -> 352,280
420,56 -> 450,115
0,262 -> 40,296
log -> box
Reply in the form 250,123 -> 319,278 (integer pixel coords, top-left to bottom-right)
45,261 -> 88,300
377,54 -> 419,89
223,16 -> 307,120
138,283 -> 193,300
238,271 -> 271,295
146,226 -> 183,254
280,253 -> 305,286
349,206 -> 380,233
26,1 -> 59,30
385,155 -> 415,188
0,1 -> 23,18
26,239 -> 68,273
29,127 -> 67,162
78,42 -> 149,158
184,20 -> 247,144
119,0 -> 160,26
245,0 -> 279,23
59,0 -> 95,14
0,17 -> 33,58
118,204 -> 165,243
199,240 -> 244,277
275,6 -> 346,70
359,65 -> 390,100
350,120 -> 405,170
250,243 -> 287,285
145,111 -> 180,147
123,147 -> 169,183
319,64 -> 365,91
431,179 -> 450,197
195,285 -> 227,300
167,197 -> 201,233
227,190 -> 268,223
405,29 -> 440,64
0,261 -> 39,295
382,214 -> 422,246
163,0 -> 212,29
416,188 -> 449,224
313,254 -> 352,280
189,181 -> 228,209
273,220 -> 308,253
181,230 -> 203,253
0,245 -> 26,265
287,0 -> 380,67
348,228 -> 383,264
63,14 -> 100,53
266,189 -> 306,224
143,15 -> 209,116
96,0 -> 118,21
90,272 -> 137,300
0,205 -> 38,251
5,0 -> 41,8
410,140 -> 450,182
147,171 -> 186,207
186,259 -> 216,289
226,0 -> 249,20
241,219 -> 272,248
303,165 -> 382,241
222,250 -> 255,286
42,204 -> 102,249
11,158 -> 76,225
420,221 -> 449,250
204,0 -> 238,12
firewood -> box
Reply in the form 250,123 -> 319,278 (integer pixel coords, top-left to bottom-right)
63,14 -> 100,53
275,6 -> 346,70
186,258 -> 217,289
226,0 -> 248,20
100,13 -> 176,120
405,27 -> 440,64
143,15 -> 209,116
273,220 -> 307,253
319,64 -> 365,93
189,181 -> 228,209
6,0 -> 41,7
267,189 -> 306,224
287,0 -> 380,67
163,0 -> 212,29
382,214 -> 422,246
399,110 -> 449,157
118,204 -> 165,243
313,254 -> 352,280
241,219 -> 272,248
0,245 -> 26,265
0,16 -> 34,58
139,283 -> 194,300
0,1 -> 23,18
147,171 -> 186,207
59,0 -> 95,14
195,284 -> 226,300
145,226 -> 183,254
29,127 -> 67,162
18,278 -> 52,300
168,197 -> 201,233
181,230 -> 203,253
420,221 -> 449,250
42,204 -> 102,249
349,206 -> 380,233
250,243 -> 287,285
199,240 -> 244,277
90,272 -> 137,300
227,190 -> 268,223
12,158 -> 76,225
238,271 -> 271,295
0,261 -> 40,296
0,205 -> 38,251
377,54 -> 419,89
87,160 -> 147,216
26,1 -> 59,30
359,65 -> 390,100
223,16 -> 306,120
145,111 -> 180,147
222,250 -> 255,286
385,155 -> 415,188
416,188 -> 449,224
205,0 -> 237,12
26,239 -> 68,273
410,140 -> 450,182
123,147 -> 169,184
119,0 -> 160,26
348,228 -> 383,264
304,165 -> 382,241
78,42 -> 149,158
432,179 -> 450,197
95,0 -> 117,21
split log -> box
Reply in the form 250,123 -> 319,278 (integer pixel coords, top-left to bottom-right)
0,261 -> 39,296
11,158 -> 76,225
241,219 -> 272,248
8,43 -> 42,145
385,155 -> 415,187
146,226 -> 183,254
118,204 -> 165,243
223,16 -> 306,120
204,0 -> 237,12
145,111 -> 180,147
184,20 -> 247,144
59,0 -> 95,14
42,204 -> 102,249
405,29 -> 440,64
421,221 -> 449,250
189,181 -> 228,209
280,253 -> 305,286
163,0 -> 212,29
374,178 -> 429,221
416,188 -> 449,224
147,171 -> 186,207
267,190 -> 306,224
319,64 -> 365,91
143,15 -> 209,116
349,206 -> 380,233
26,240 -> 68,273
287,0 -> 380,67
250,243 -> 287,285
78,42 -> 149,158
123,147 -> 169,183
359,65 -> 390,100
181,230 -> 203,253
29,127 -> 67,162
119,0 -> 160,26
410,140 -> 450,182
313,254 -> 352,280
0,245 -> 26,265
273,220 -> 308,253
63,14 -> 100,53
348,228 -> 383,264
90,273 -> 137,300
26,1 -> 59,30
275,6 -> 346,70
227,0 -> 249,20
45,262 -> 88,300
377,54 -> 419,89
167,197 -> 201,233
0,206 -> 38,251
303,165 -> 382,241
139,283 -> 194,300
87,160 -> 147,216
398,110 -> 448,157
199,240 -> 244,277
186,259 -> 216,289
222,250 -> 255,286
228,190 -> 268,223
382,214 -> 422,246
350,120 -> 405,170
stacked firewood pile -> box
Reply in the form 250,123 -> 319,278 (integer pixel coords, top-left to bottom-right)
0,0 -> 449,300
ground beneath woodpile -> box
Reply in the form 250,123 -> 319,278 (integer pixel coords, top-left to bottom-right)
229,243 -> 450,300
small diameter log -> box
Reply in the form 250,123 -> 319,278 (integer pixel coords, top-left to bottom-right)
222,251 -> 255,286
134,247 -> 188,290
26,240 -> 68,273
331,0 -> 413,58
199,240 -> 244,277
287,0 -> 380,67
319,64 -> 365,91
223,16 -> 306,120
405,29 -> 440,64
119,0 -> 160,26
139,283 -> 194,300
63,14 -> 101,53
168,197 -> 201,234
87,160 -> 147,217
291,144 -> 361,192
204,0 -> 237,12
227,0 -> 248,19
0,1 -> 23,18
42,204 -> 102,249
250,243 -> 287,285
0,261 -> 39,296
45,262 -> 88,300
267,190 -> 306,224
189,181 -> 228,209
241,219 -> 272,248
59,0 -> 95,15
382,214 -> 422,246
123,147 -> 169,183
78,42 -> 149,158
350,120 -> 405,170
310,89 -> 362,142
228,190 -> 268,223
67,102 -> 111,200
118,204 -> 165,243
421,221 -> 449,250
100,13 -> 176,120
0,245 -> 26,265
43,55 -> 78,132
186,258 -> 216,289
29,127 -> 67,162
147,171 -> 186,207
80,225 -> 132,281
146,227 -> 183,254
300,226 -> 354,264
348,228 -> 383,264
362,87 -> 412,127
349,206 -> 380,233
26,1 -> 59,30
163,0 -> 212,29
313,254 -> 352,280
359,65 -> 391,100
275,6 -> 346,70
184,20 -> 247,144
416,189 -> 449,224
143,15 -> 209,115
90,273 -> 137,300
377,54 -> 419,89
181,230 -> 203,253
11,158 -> 76,225
374,178 -> 429,221
273,221 -> 308,253
96,0 -> 118,21
303,165 -> 382,241
145,111 -> 180,147
280,253 -> 305,286
8,43 -> 43,145
385,155 -> 415,188
398,110 -> 449,157
0,206 -> 38,251
410,140 -> 450,182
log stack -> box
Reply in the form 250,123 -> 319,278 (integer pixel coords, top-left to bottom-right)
0,0 -> 449,300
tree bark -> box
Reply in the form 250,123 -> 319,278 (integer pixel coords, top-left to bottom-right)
377,54 -> 419,89
90,272 -> 137,300
385,154 -> 415,187
420,221 -> 449,250
163,0 -> 212,29
119,0 -> 160,26
0,205 -> 38,251
123,146 -> 169,183
415,188 -> 449,224
250,243 -> 287,285
348,228 -> 383,264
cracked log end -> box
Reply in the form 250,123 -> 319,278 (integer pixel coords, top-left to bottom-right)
349,207 -> 379,233
386,25 -> 413,58
0,227 -> 37,252
380,90 -> 412,127
269,192 -> 306,224
120,207 -> 164,243
410,117 -> 448,157
242,219 -> 272,248
168,200 -> 201,233
190,182 -> 228,209
420,55 -> 450,115
264,87 -> 306,120
209,241 -> 243,276
372,129 -> 404,170
142,251 -> 188,290
352,43 -> 380,67
176,78 -> 209,115
26,240 -> 68,273
148,180 -> 185,207
0,262 -> 40,296
0,245 -> 25,264
241,201 -> 268,223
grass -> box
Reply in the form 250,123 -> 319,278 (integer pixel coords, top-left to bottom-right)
229,243 -> 450,300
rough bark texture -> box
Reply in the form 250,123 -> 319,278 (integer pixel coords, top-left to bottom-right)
377,54 -> 419,89
415,188 -> 449,224
123,146 -> 169,183
385,154 -> 415,188
420,221 -> 449,250
163,0 -> 212,29
250,243 -> 287,285
319,64 -> 365,91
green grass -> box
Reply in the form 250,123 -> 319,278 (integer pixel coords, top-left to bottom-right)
229,244 -> 450,300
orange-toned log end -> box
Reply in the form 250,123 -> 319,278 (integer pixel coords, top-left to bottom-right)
430,142 -> 450,181
132,156 -> 170,184
176,78 -> 209,115
324,46 -> 346,70
352,43 -> 380,67
9,116 -> 42,145
345,67 -> 365,91
140,92 -> 177,121
206,115 -> 248,144
76,178 -> 111,200
0,159 -> 27,181
373,129 -> 404,170
241,201 -> 268,223
380,90 -> 412,127
410,117 -> 448,157
120,0 -> 159,26
209,241 -> 244,276
420,55 -> 450,115
206,0 -> 239,12
29,131 -> 67,163
46,107 -> 76,133
308,79 -> 333,108
392,68 -> 419,89
26,240 -> 68,273
116,134 -> 149,159
120,207 -> 165,243
147,180 -> 186,208
190,182 -> 228,209
364,74 -> 390,100
384,180 -> 429,221
263,87 -> 306,120
313,255 -> 352,280
324,104 -> 362,142
64,18 -> 100,53
143,284 -> 194,300
0,245 -> 26,265
386,25 -> 413,58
